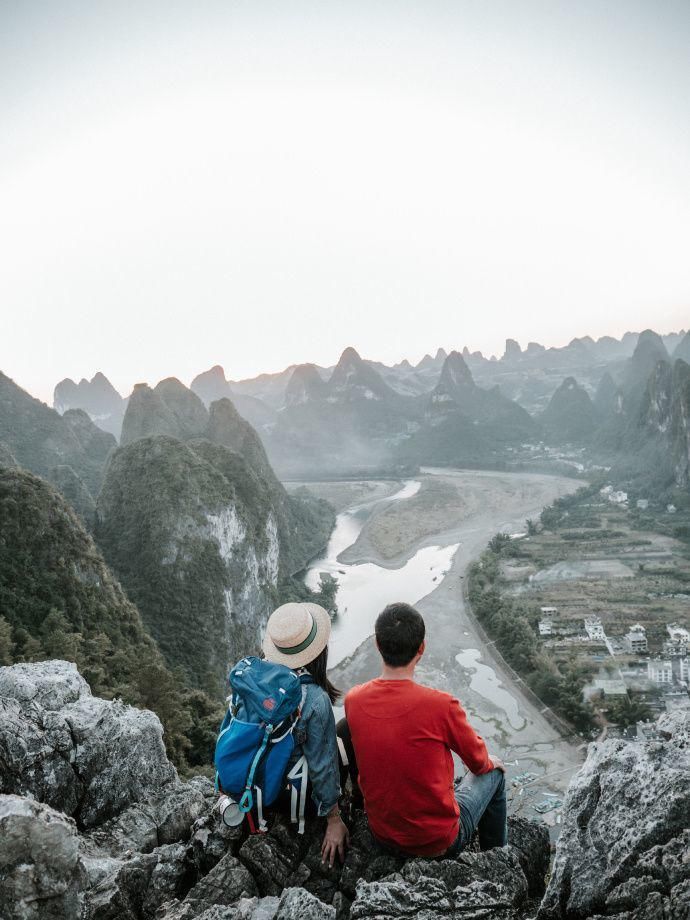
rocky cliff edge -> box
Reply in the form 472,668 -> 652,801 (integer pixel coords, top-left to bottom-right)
0,661 -> 688,920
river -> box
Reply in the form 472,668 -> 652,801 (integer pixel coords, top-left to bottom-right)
305,480 -> 459,667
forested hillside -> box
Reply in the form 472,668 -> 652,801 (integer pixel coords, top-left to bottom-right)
0,467 -> 222,770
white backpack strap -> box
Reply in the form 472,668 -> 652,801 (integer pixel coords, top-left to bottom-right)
255,786 -> 268,833
337,736 -> 349,768
299,684 -> 308,716
286,755 -> 309,834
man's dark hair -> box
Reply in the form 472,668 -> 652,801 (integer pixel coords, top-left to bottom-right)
375,602 -> 426,667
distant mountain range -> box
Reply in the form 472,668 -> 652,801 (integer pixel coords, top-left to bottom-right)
42,326 -> 690,487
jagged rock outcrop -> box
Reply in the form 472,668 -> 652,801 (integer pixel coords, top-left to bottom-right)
417,352 -> 536,464
120,383 -> 190,445
428,352 -> 534,432
0,795 -> 82,919
0,370 -> 108,513
327,348 -> 402,404
285,364 -> 329,407
54,372 -> 126,439
0,661 -> 177,827
62,408 -> 117,464
672,330 -> 690,364
191,366 -> 234,406
206,398 -> 275,482
154,378 -> 210,439
621,330 -> 668,413
416,349 -> 448,372
538,709 -> 690,920
541,378 -> 596,444
593,371 -> 621,419
3,662 -> 688,920
268,348 -> 417,477
503,339 -> 522,361
638,358 -> 690,488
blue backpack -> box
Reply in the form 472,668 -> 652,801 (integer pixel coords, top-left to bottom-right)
214,656 -> 311,832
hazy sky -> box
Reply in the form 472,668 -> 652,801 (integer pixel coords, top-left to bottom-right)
1,1 -> 689,402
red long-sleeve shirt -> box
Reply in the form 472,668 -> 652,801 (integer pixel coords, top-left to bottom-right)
345,678 -> 491,856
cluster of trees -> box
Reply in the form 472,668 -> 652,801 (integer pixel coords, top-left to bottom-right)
467,544 -> 596,734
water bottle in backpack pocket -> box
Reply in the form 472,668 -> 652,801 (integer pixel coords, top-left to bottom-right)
214,656 -> 311,832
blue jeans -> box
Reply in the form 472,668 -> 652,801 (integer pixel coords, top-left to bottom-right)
447,768 -> 508,854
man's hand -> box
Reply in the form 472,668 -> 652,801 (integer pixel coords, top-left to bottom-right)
321,813 -> 350,868
488,754 -> 506,773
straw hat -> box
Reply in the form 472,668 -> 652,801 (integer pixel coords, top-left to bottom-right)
262,602 -> 331,669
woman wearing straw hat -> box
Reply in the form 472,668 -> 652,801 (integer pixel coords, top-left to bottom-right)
263,602 -> 350,867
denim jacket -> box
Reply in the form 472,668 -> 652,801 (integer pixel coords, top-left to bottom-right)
289,681 -> 341,816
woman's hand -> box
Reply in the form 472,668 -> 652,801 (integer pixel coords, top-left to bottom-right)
321,812 -> 350,868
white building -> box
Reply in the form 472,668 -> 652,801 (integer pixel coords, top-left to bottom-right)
538,619 -> 553,637
624,624 -> 648,654
647,660 -> 673,684
608,491 -> 628,504
667,624 -> 690,644
636,499 -> 649,510
680,657 -> 689,684
584,616 -> 606,640
592,678 -> 627,697
663,639 -> 687,659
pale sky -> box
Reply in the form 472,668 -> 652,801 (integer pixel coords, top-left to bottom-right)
1,1 -> 689,403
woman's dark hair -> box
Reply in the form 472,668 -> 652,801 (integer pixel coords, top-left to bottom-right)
305,645 -> 341,704
375,602 -> 425,667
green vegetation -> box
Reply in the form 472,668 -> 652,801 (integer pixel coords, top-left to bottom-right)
604,695 -> 653,728
0,467 -> 223,773
468,542 -> 596,734
0,370 -> 115,522
96,436 -> 335,693
278,572 -> 338,614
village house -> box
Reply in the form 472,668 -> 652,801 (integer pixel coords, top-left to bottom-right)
584,615 -> 605,640
624,624 -> 648,654
647,659 -> 673,684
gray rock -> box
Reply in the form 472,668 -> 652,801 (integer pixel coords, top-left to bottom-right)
507,815 -> 551,899
86,850 -> 159,920
239,823 -> 301,896
537,716 -> 690,920
142,844 -> 195,918
189,813 -> 245,875
233,895 -> 281,920
401,845 -> 528,904
338,811 -> 404,900
0,794 -> 81,920
159,852 -> 258,919
0,660 -> 177,828
275,887 -> 335,920
349,843 -> 530,920
81,841 -> 195,920
85,783 -> 207,857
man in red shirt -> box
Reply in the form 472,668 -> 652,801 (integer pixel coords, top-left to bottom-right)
343,602 -> 507,857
